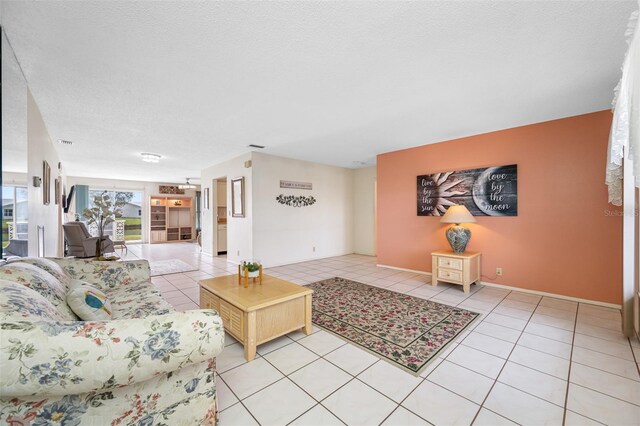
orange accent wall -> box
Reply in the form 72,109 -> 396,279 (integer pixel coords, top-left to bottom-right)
377,111 -> 623,304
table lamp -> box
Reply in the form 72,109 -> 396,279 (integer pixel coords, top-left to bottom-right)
440,205 -> 476,253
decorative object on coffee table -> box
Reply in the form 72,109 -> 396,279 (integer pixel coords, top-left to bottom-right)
440,204 -> 476,253
306,277 -> 479,375
238,260 -> 262,288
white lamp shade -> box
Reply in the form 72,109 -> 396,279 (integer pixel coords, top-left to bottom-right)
440,205 -> 476,224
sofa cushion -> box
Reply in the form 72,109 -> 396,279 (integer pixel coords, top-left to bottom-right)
107,281 -> 173,319
67,285 -> 113,321
0,280 -> 69,322
10,257 -> 71,288
0,263 -> 78,320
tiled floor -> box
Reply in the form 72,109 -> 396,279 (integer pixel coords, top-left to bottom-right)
125,243 -> 640,425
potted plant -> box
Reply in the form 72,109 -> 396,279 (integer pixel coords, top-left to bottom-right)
82,191 -> 126,258
241,260 -> 261,277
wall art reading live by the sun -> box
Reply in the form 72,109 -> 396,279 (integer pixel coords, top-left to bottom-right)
417,164 -> 518,216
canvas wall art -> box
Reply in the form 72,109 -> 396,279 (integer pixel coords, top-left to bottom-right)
417,164 -> 517,216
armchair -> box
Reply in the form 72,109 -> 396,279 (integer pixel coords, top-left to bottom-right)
62,222 -> 114,257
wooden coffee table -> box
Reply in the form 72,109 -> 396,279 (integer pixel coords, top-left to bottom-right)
199,274 -> 313,361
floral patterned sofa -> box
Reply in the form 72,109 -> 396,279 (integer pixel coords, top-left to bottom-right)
0,257 -> 225,425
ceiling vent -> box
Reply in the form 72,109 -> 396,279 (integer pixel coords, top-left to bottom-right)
248,144 -> 266,149
58,139 -> 74,146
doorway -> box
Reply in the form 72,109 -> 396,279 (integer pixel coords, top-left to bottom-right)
215,178 -> 227,255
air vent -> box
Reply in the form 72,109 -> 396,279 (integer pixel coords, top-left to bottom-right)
58,139 -> 74,146
248,144 -> 266,149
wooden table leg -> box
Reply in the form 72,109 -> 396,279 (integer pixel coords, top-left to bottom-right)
244,311 -> 257,361
303,294 -> 313,335
431,256 -> 438,287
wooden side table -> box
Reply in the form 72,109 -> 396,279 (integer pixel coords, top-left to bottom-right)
431,250 -> 481,293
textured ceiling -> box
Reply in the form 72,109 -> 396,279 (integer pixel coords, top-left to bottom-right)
1,1 -> 636,182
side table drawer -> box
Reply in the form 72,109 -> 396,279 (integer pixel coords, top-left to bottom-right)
200,289 -> 220,311
438,268 -> 462,283
220,300 -> 244,340
438,257 -> 463,271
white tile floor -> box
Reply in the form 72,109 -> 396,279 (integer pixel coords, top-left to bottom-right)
124,243 -> 640,425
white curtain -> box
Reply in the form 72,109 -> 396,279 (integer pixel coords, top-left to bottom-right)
607,5 -> 640,206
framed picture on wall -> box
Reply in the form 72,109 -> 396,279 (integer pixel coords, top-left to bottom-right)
231,177 -> 245,217
203,188 -> 210,209
54,177 -> 60,205
43,160 -> 51,205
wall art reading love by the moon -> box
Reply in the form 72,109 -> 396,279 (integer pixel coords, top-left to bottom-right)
417,164 -> 517,216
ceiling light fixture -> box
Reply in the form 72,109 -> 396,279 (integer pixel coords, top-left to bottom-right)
141,153 -> 162,163
58,139 -> 74,146
248,144 -> 266,149
178,178 -> 196,189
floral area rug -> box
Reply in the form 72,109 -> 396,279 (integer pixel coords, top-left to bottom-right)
306,277 -> 479,376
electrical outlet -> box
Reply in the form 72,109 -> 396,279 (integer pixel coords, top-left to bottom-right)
496,267 -> 503,276
313,246 -> 316,252
237,250 -> 240,256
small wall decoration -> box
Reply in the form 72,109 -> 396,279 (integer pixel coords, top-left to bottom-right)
417,164 -> 517,216
42,160 -> 51,205
203,188 -> 210,210
276,194 -> 317,207
231,177 -> 245,217
159,185 -> 185,195
280,180 -> 313,190
54,177 -> 60,205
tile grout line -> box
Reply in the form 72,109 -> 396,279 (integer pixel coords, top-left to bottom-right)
216,373 -> 262,425
466,294 -> 543,425
148,250 -> 633,424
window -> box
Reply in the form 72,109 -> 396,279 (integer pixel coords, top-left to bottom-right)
2,185 -> 28,249
86,188 -> 144,242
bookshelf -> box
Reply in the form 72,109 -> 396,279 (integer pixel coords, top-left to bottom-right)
149,196 -> 194,243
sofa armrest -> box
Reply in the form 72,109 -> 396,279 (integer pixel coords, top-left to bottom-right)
51,258 -> 151,290
0,310 -> 225,398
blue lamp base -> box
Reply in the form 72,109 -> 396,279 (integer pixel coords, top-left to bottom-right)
446,225 -> 471,253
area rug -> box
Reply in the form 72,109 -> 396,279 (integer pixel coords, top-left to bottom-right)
307,277 -> 480,376
149,259 -> 198,276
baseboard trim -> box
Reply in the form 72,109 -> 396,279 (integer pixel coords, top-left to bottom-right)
261,252 -> 355,269
374,264 -> 621,310
479,280 -> 622,310
376,264 -> 432,276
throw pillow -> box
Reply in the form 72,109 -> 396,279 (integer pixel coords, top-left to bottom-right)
67,285 -> 112,321
68,278 -> 90,290
10,257 -> 71,288
1,280 -> 70,322
0,262 -> 78,320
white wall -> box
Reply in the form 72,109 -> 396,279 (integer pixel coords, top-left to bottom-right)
2,172 -> 27,185
65,176 -> 199,243
201,153 -> 252,262
27,90 -> 63,257
200,152 -> 378,266
252,152 -> 353,267
353,166 -> 376,256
